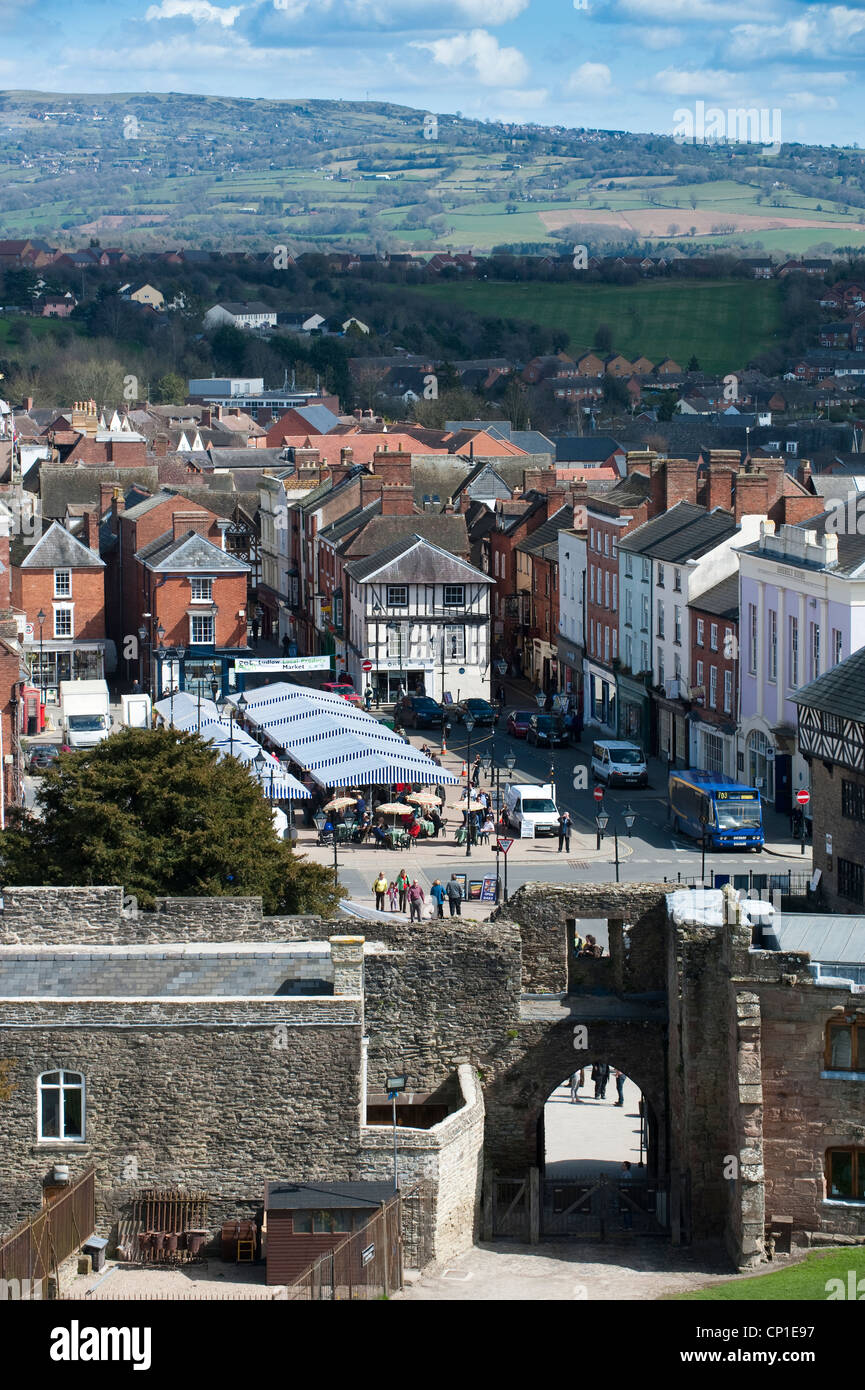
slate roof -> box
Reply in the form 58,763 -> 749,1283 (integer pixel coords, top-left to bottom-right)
209,447 -> 288,470
264,1181 -> 392,1211
690,574 -> 739,619
552,435 -> 623,463
619,501 -> 736,561
19,519 -> 104,569
39,464 -> 160,519
138,529 -> 250,572
792,644 -> 865,720
344,532 -> 490,584
516,506 -> 574,557
585,470 -> 653,514
341,513 -> 469,561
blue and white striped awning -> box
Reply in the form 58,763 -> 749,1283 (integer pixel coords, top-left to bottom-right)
226,680 -> 460,789
152,700 -> 312,800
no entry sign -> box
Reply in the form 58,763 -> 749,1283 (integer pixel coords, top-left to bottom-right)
796,789 -> 810,806
593,786 -> 604,802
362,660 -> 373,672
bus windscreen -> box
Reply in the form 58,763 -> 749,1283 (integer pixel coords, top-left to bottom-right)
714,798 -> 762,830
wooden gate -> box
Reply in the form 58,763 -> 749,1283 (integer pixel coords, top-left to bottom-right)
487,1174 -> 530,1240
542,1172 -> 669,1240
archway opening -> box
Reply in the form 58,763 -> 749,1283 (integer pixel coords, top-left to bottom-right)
542,1066 -> 646,1181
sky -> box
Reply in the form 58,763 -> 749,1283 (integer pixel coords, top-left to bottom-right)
1,0 -> 863,146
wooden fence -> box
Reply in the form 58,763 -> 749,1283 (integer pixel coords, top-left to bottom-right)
0,1166 -> 95,1299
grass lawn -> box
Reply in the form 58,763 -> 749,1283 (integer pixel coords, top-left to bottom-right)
400,278 -> 783,373
676,1247 -> 865,1300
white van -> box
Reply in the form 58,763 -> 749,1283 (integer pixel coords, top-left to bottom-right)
591,740 -> 648,788
503,782 -> 560,837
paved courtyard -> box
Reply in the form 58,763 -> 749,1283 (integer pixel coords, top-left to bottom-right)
545,1075 -> 644,1179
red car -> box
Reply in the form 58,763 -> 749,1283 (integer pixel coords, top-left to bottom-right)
507,709 -> 533,739
320,681 -> 363,707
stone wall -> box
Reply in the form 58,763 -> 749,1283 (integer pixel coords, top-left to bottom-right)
808,758 -> 865,913
494,882 -> 671,994
357,1063 -> 484,1264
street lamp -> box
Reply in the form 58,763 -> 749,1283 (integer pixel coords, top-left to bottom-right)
281,755 -> 297,847
36,609 -> 46,708
535,690 -> 546,709
699,806 -> 710,886
501,751 -> 517,902
464,712 -> 475,858
137,625 -> 147,691
441,711 -> 451,755
386,1073 -> 407,1192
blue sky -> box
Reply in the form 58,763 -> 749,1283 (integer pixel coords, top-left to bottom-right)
1,0 -> 862,145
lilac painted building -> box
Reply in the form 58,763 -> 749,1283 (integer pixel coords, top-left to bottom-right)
737,516 -> 865,813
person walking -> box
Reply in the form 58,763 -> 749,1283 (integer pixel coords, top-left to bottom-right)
557,810 -> 571,853
364,686 -> 373,712
281,633 -> 291,658
372,870 -> 388,912
446,874 -> 463,917
471,754 -> 481,788
251,616 -> 260,646
407,878 -> 425,921
430,879 -> 446,918
569,1070 -> 583,1104
614,1069 -> 626,1106
387,879 -> 398,912
397,868 -> 410,914
496,683 -> 506,706
592,1062 -> 610,1100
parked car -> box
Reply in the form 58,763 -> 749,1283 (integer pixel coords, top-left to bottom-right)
527,713 -> 568,747
27,743 -> 65,773
506,709 -> 533,739
591,740 -> 649,788
320,681 -> 362,707
454,698 -> 499,726
396,695 -> 446,729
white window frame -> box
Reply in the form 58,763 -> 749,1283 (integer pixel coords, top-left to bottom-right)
53,568 -> 71,598
53,605 -> 73,639
723,669 -> 733,714
696,659 -> 704,687
696,618 -> 705,646
790,615 -> 799,688
710,622 -> 719,652
38,1069 -> 85,1142
442,585 -> 465,608
749,603 -> 757,673
190,577 -> 213,603
709,665 -> 718,708
657,600 -> 665,639
190,613 -> 214,645
443,625 -> 465,661
833,628 -> 843,667
768,609 -> 777,682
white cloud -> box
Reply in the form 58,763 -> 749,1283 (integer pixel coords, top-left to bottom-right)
727,5 -> 865,61
635,26 -> 682,50
649,66 -> 743,99
783,91 -> 839,111
412,29 -> 528,86
618,0 -> 757,21
145,0 -> 243,25
565,61 -> 612,96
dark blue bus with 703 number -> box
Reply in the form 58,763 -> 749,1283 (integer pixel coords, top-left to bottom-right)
668,770 -> 764,851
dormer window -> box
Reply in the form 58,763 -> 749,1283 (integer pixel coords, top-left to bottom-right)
54,569 -> 71,598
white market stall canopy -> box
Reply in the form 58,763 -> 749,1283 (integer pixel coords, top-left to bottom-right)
226,681 -> 460,789
153,698 -> 311,800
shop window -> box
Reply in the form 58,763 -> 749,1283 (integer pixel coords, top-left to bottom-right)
838,858 -> 865,906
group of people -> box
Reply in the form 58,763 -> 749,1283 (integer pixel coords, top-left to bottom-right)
569,1065 -> 626,1105
372,870 -> 465,919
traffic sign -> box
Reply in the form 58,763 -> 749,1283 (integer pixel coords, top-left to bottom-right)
496,837 -> 514,854
593,786 -> 604,802
362,660 -> 373,672
796,789 -> 810,806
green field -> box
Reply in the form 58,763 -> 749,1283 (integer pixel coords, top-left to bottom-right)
400,279 -> 784,374
676,1247 -> 865,1301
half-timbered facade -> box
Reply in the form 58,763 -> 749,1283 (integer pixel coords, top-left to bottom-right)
795,645 -> 865,911
344,534 -> 493,703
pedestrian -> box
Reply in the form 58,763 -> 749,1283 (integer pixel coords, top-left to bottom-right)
364,686 -> 373,712
397,868 -> 410,913
430,879 -> 446,918
471,754 -> 481,788
429,805 -> 444,839
496,683 -> 505,705
387,879 -> 398,912
446,874 -> 463,917
557,810 -> 571,853
281,633 -> 291,657
582,934 -> 603,958
479,789 -> 490,812
614,1069 -> 625,1107
569,1070 -> 582,1104
592,1062 -> 610,1100
251,617 -> 260,645
436,783 -> 446,811
619,1160 -> 634,1229
407,878 -> 425,921
372,870 -> 388,912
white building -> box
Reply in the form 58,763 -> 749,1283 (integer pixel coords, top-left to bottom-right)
203,302 -> 277,332
557,526 -> 586,702
344,534 -> 493,704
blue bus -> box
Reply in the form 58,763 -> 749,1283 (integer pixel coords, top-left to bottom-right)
668,770 -> 764,851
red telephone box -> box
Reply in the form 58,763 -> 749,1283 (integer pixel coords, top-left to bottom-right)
22,686 -> 44,736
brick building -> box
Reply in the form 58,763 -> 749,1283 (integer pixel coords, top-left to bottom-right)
795,645 -> 865,911
13,520 -> 107,694
687,575 -> 740,777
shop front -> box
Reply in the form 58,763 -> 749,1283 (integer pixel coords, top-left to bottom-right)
556,639 -> 583,703
583,658 -> 616,734
27,640 -> 108,706
688,715 -> 737,779
616,670 -> 651,751
654,692 -> 690,767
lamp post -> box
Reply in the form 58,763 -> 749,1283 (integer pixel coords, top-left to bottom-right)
36,609 -> 45,709
463,713 -> 475,857
137,625 -> 147,691
503,751 -> 516,902
153,622 -> 165,699
700,806 -> 710,886
281,756 -> 296,848
481,750 -> 496,894
596,805 -> 611,873
441,711 -> 451,756
386,1074 -> 407,1192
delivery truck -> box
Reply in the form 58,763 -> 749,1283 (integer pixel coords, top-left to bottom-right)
59,679 -> 112,749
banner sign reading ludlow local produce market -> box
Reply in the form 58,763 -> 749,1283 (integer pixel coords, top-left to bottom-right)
233,657 -> 334,674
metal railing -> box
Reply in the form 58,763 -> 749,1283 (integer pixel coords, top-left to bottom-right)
662,870 -> 813,897
0,1166 -> 95,1298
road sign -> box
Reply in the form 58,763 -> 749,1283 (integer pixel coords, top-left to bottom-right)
496,837 -> 514,854
796,789 -> 810,806
593,786 -> 604,802
362,660 -> 373,672
361,1244 -> 375,1266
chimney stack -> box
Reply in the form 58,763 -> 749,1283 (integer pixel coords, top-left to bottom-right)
734,468 -> 769,523
380,484 -> 416,517
81,507 -> 100,556
171,510 -> 210,541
